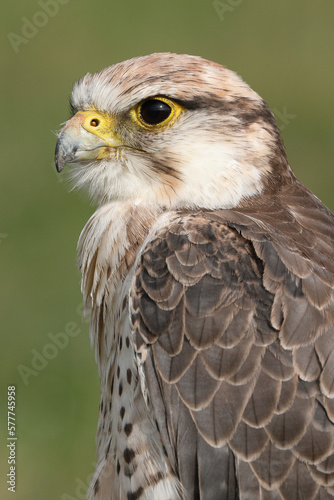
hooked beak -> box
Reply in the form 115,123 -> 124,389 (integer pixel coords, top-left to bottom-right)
55,110 -> 123,172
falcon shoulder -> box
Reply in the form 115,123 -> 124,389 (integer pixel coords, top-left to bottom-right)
130,181 -> 334,499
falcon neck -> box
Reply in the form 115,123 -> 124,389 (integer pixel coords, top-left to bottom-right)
77,201 -> 162,314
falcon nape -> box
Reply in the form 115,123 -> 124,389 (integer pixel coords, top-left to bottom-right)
55,53 -> 334,500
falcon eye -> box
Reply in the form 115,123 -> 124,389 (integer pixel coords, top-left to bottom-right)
132,97 -> 184,130
90,118 -> 100,127
140,99 -> 172,125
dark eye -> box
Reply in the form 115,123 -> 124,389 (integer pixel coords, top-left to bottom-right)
140,99 -> 172,125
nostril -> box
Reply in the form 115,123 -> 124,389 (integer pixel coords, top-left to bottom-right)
90,118 -> 100,127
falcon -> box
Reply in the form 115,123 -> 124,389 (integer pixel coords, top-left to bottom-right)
55,53 -> 334,499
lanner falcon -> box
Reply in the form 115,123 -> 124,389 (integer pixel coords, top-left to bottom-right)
55,53 -> 334,499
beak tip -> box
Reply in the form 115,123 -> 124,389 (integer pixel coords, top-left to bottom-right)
55,155 -> 64,173
55,139 -> 63,173
54,136 -> 72,173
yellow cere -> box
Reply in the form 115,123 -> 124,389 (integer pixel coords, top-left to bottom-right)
79,110 -> 123,148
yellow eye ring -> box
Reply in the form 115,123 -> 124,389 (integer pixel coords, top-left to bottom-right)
132,97 -> 184,130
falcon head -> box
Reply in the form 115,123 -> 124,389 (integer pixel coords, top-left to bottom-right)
55,53 -> 291,209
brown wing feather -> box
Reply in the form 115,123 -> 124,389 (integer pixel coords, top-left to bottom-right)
130,181 -> 334,499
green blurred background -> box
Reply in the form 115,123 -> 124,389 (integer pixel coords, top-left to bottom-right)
1,1 -> 334,498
